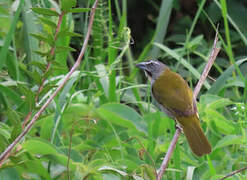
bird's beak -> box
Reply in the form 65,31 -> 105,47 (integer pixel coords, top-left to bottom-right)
136,62 -> 147,70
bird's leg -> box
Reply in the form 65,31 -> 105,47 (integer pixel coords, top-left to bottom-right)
174,118 -> 183,132
175,124 -> 183,132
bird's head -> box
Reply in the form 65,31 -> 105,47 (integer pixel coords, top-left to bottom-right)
136,60 -> 167,81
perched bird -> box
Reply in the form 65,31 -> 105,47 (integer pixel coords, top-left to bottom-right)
136,60 -> 211,156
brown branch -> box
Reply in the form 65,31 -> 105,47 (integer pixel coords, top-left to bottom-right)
157,30 -> 220,180
0,0 -> 99,164
220,166 -> 247,180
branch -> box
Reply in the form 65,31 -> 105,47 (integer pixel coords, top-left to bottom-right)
220,166 -> 247,180
0,0 -> 99,164
157,30 -> 220,180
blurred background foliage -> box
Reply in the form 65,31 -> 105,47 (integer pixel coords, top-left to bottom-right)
0,0 -> 247,179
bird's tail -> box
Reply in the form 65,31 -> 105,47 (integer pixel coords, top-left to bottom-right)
178,115 -> 211,156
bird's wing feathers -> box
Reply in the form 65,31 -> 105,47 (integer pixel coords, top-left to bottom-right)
152,69 -> 195,117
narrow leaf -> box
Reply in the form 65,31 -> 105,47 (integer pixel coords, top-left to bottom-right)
32,7 -> 59,16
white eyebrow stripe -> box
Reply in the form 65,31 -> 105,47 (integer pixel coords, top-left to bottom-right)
148,60 -> 159,65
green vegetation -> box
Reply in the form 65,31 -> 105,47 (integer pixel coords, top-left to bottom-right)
0,0 -> 247,179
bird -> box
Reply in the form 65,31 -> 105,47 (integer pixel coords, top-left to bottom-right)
136,60 -> 211,156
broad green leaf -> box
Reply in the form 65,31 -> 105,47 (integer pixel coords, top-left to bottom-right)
23,139 -> 76,170
98,103 -> 147,133
18,160 -> 51,180
68,8 -> 91,13
23,138 -> 59,155
214,135 -> 245,149
32,7 -> 59,16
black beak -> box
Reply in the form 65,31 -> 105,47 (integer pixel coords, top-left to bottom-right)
136,62 -> 147,70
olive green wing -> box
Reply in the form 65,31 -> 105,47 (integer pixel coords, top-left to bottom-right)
152,70 -> 194,117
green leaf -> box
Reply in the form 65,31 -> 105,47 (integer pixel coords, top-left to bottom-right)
39,17 -> 57,29
141,164 -> 156,180
23,138 -> 77,170
30,33 -> 54,46
32,7 -> 59,16
68,8 -> 91,13
55,46 -> 76,53
200,94 -> 234,109
98,103 -> 147,133
23,138 -> 58,155
0,122 -> 11,140
61,0 -> 76,12
57,30 -> 82,38
206,109 -> 234,135
0,168 -> 20,180
208,58 -> 247,94
6,108 -> 22,142
0,0 -> 24,70
0,84 -> 23,106
39,115 -> 53,140
214,135 -> 245,149
33,50 -> 50,57
17,84 -> 35,110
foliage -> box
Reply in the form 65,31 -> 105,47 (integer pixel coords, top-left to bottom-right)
0,0 -> 247,179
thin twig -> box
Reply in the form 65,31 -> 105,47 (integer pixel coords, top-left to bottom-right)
157,30 -> 220,180
0,0 -> 99,164
220,166 -> 247,180
157,128 -> 181,180
193,29 -> 220,99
